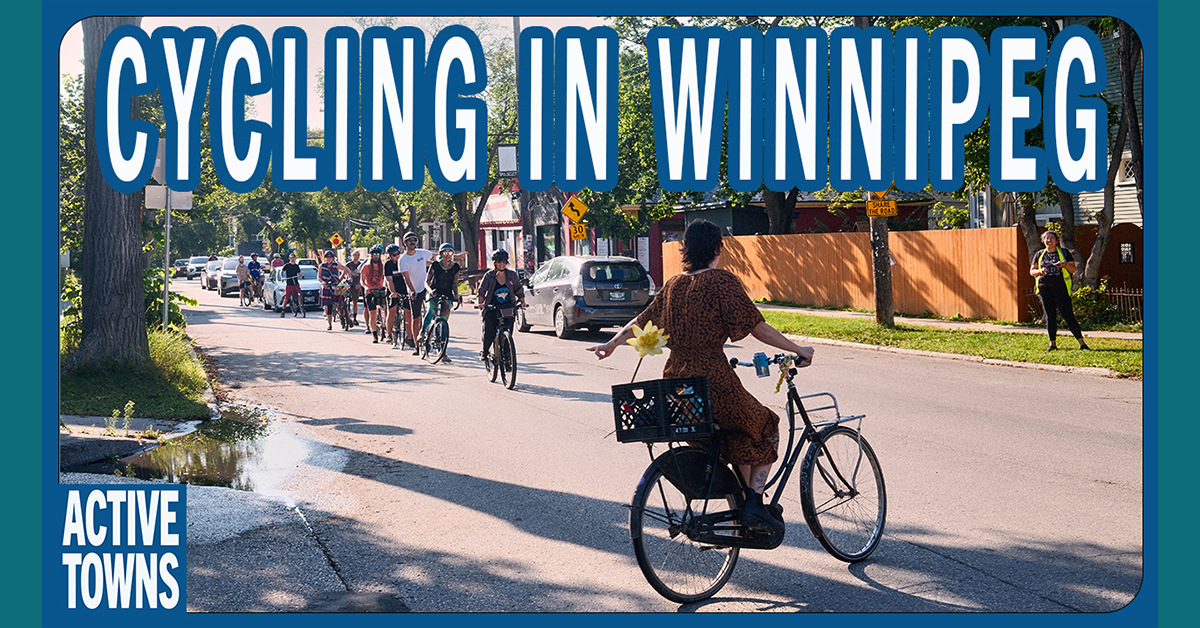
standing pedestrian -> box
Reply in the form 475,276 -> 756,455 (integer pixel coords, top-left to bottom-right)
1030,230 -> 1090,352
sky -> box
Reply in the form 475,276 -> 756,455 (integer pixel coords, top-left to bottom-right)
59,15 -> 606,131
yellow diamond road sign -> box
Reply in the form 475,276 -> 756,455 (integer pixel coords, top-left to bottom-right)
275,236 -> 284,245
329,233 -> 344,247
562,195 -> 589,222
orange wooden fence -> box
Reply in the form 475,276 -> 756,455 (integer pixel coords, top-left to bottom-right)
663,227 -> 1037,321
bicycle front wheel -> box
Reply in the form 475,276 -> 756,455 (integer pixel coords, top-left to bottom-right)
430,318 -> 449,363
799,426 -> 886,562
499,331 -> 517,389
630,458 -> 740,604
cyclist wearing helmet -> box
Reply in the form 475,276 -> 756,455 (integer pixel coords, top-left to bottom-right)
421,243 -> 463,351
345,249 -> 363,327
247,253 -> 264,302
271,253 -> 285,269
361,245 -> 388,342
476,249 -> 525,361
397,232 -> 433,354
383,242 -> 408,344
318,250 -> 345,331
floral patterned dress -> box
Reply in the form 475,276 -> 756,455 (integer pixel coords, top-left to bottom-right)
636,268 -> 779,466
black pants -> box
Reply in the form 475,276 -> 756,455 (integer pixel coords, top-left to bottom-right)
1038,279 -> 1083,343
481,308 -> 514,356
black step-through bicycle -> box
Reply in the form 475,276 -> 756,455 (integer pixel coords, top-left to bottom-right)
613,353 -> 886,603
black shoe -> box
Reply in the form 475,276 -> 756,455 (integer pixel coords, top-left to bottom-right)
1045,344 -> 1057,353
740,495 -> 785,534
1079,342 -> 1091,351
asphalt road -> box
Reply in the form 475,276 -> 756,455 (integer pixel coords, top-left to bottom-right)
175,277 -> 1143,613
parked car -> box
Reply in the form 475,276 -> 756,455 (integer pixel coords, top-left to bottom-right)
173,259 -> 190,278
186,255 -> 209,279
217,258 -> 246,296
297,258 -> 319,268
200,259 -> 223,290
262,265 -> 322,312
518,256 -> 655,338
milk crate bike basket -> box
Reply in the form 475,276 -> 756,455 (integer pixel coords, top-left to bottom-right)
612,377 -> 715,443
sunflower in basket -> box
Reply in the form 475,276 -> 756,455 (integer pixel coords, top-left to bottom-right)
627,321 -> 668,382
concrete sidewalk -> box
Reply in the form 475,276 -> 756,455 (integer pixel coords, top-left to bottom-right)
755,303 -> 1143,341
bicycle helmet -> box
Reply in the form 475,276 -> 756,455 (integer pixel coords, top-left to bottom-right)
273,253 -> 281,259
386,243 -> 401,255
492,249 -> 510,262
324,249 -> 335,258
439,243 -> 455,252
369,244 -> 384,255
403,232 -> 418,243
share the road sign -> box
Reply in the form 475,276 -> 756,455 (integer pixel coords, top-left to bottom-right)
330,233 -> 344,247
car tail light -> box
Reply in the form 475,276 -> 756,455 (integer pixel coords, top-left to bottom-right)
648,276 -> 657,297
571,274 -> 584,297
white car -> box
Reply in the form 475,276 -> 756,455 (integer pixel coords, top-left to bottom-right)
262,265 -> 322,311
186,256 -> 209,279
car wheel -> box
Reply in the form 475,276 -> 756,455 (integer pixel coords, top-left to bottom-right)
554,305 -> 573,339
517,308 -> 532,333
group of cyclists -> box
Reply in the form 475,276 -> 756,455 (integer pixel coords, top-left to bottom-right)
227,232 -> 526,363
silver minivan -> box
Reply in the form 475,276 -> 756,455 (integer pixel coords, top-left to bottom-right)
518,256 -> 655,338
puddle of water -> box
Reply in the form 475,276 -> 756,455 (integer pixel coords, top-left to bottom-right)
116,405 -> 309,501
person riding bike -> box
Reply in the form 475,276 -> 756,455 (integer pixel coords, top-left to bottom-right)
345,249 -> 363,327
383,242 -> 408,345
476,249 -> 526,361
247,253 -> 264,301
421,243 -> 463,360
319,250 -> 346,331
397,232 -> 433,355
280,253 -> 302,317
271,252 -> 285,269
361,244 -> 388,342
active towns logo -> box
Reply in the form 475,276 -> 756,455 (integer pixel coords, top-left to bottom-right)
53,486 -> 186,612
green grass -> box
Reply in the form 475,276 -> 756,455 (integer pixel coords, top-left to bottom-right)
761,310 -> 1144,379
754,298 -> 1144,334
60,330 -> 212,419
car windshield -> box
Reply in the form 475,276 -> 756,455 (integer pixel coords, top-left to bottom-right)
223,259 -> 240,270
206,261 -> 221,270
587,263 -> 646,282
299,267 -> 318,280
190,256 -> 207,264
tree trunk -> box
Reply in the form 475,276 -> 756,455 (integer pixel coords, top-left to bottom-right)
65,16 -> 151,374
1083,101 -> 1131,290
1118,20 -> 1144,219
1016,192 -> 1042,253
762,188 -> 799,234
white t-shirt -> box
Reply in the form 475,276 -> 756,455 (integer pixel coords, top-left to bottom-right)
396,249 -> 433,294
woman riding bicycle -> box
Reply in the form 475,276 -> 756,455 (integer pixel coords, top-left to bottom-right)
476,249 -> 525,361
361,244 -> 388,342
422,244 -> 462,334
318,250 -> 346,331
587,219 -> 814,534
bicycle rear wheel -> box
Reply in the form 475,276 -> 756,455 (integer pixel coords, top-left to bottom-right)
487,340 -> 500,382
498,331 -> 516,389
799,425 -> 886,562
630,455 -> 740,603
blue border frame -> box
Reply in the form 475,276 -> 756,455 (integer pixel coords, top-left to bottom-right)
17,0 -> 1176,624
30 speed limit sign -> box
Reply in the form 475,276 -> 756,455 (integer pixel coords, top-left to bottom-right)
570,224 -> 587,240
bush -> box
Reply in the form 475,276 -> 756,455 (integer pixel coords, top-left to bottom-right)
1070,278 -> 1122,328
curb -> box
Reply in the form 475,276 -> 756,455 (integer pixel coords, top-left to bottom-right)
781,333 -> 1128,379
